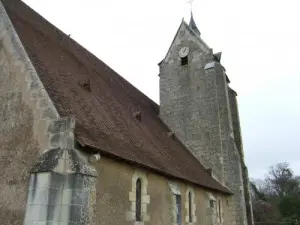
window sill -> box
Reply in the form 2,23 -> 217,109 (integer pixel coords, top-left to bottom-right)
134,221 -> 144,225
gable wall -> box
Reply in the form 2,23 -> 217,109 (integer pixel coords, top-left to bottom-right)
0,2 -> 60,224
0,3 -> 97,225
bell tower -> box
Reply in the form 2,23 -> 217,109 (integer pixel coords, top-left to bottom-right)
159,15 -> 224,182
159,13 -> 252,225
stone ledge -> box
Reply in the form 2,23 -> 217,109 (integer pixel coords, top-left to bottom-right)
30,148 -> 97,177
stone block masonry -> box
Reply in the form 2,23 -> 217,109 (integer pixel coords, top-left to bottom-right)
24,173 -> 96,225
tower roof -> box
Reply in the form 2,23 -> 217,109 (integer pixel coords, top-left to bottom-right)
189,12 -> 201,36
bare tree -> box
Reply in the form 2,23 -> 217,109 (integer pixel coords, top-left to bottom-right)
266,163 -> 298,197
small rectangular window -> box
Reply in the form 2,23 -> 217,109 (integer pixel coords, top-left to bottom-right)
175,194 -> 181,225
181,56 -> 188,65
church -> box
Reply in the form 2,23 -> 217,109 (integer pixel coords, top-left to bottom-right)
0,0 -> 253,225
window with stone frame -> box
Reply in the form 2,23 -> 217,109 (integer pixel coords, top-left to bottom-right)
185,188 -> 196,224
168,183 -> 182,225
127,171 -> 150,223
217,198 -> 223,223
207,193 -> 224,225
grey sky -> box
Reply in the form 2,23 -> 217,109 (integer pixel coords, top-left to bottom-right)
23,0 -> 300,179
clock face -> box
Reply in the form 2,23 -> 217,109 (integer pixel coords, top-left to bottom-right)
179,47 -> 189,58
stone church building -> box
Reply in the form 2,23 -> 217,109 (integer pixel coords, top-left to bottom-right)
0,1 -> 253,225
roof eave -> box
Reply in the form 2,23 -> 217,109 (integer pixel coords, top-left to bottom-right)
78,140 -> 232,195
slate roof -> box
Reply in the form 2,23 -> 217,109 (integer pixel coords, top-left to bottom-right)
213,52 -> 222,63
2,0 -> 231,194
189,12 -> 201,36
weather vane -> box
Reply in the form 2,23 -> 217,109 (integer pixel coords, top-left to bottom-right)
187,0 -> 194,12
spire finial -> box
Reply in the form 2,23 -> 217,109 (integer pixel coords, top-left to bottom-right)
188,5 -> 201,36
187,0 -> 194,12
185,0 -> 201,36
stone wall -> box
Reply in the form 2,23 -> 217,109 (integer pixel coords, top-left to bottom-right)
0,2 -> 97,224
0,79 -> 39,225
24,171 -> 96,225
228,88 -> 254,225
0,2 -> 57,223
214,62 -> 247,225
93,156 -> 230,225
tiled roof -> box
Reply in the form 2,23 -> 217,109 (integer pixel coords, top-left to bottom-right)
2,0 -> 231,194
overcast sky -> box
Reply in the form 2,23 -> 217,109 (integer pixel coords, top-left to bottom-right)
23,0 -> 300,179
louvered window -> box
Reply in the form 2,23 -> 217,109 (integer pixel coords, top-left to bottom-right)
181,56 -> 188,65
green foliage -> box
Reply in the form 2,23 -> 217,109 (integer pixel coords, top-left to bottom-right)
279,196 -> 300,219
251,162 -> 300,223
282,215 -> 300,225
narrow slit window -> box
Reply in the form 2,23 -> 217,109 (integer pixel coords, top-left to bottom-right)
136,178 -> 142,221
181,56 -> 188,65
188,191 -> 192,222
218,199 -> 222,221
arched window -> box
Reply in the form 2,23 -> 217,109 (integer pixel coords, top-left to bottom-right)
136,178 -> 142,221
188,191 -> 192,222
